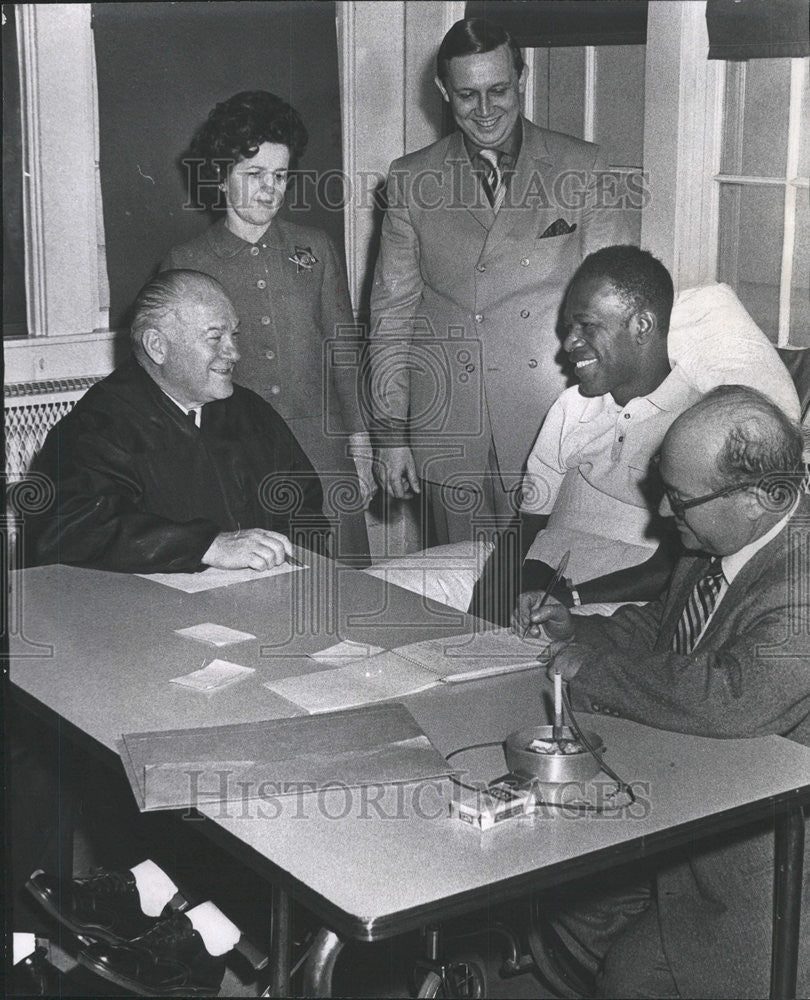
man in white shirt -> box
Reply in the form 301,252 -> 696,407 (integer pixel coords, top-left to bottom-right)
518,384 -> 810,998
472,246 -> 800,623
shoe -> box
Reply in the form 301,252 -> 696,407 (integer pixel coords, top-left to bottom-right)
78,911 -> 226,996
12,939 -> 61,996
26,867 -> 165,945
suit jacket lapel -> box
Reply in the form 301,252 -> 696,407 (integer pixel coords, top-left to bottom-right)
444,131 -> 493,232
654,555 -> 712,652
482,118 -> 555,253
654,498 -> 805,653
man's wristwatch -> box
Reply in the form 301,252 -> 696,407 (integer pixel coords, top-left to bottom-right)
566,577 -> 582,607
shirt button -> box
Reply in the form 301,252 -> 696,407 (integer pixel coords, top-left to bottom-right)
270,385 -> 281,395
261,316 -> 271,326
591,702 -> 600,712
465,363 -> 475,373
520,309 -> 530,318
474,313 -> 484,323
618,435 -> 624,442
265,350 -> 275,361
257,279 -> 267,289
476,263 -> 486,272
528,359 -> 538,368
250,246 -> 260,256
624,413 -> 631,419
520,257 -> 530,267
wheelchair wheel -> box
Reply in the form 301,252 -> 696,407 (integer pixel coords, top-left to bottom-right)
415,951 -> 487,998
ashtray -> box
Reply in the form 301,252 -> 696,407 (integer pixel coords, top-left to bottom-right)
504,725 -> 605,783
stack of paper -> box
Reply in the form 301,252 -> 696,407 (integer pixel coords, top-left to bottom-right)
262,628 -> 548,714
118,703 -> 451,812
396,628 -> 547,683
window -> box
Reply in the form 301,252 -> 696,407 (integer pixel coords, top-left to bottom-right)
716,58 -> 810,345
3,8 -> 28,339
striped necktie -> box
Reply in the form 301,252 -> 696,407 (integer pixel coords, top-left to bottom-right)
479,149 -> 505,213
671,558 -> 725,655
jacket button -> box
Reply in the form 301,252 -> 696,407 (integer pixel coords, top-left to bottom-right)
520,257 -> 530,267
265,350 -> 275,361
528,359 -> 538,368
257,279 -> 267,289
261,315 -> 271,326
250,246 -> 260,256
474,313 -> 484,323
520,309 -> 530,318
476,263 -> 486,272
270,385 -> 281,395
465,363 -> 475,373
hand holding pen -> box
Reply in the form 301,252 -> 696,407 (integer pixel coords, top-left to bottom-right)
512,551 -> 575,641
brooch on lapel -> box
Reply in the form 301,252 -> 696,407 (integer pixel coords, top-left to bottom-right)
288,246 -> 319,272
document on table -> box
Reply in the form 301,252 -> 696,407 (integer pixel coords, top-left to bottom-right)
395,628 -> 548,683
263,628 -> 549,713
117,703 -> 451,811
137,561 -> 304,593
264,651 -> 437,714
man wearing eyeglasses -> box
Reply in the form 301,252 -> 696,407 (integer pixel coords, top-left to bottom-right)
517,384 -> 810,999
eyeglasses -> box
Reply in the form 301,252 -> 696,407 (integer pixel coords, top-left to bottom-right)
652,455 -> 757,519
662,480 -> 755,520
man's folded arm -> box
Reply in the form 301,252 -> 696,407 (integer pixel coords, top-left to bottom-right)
521,537 -> 678,607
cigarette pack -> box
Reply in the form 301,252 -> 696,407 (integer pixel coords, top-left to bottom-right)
449,781 -> 533,831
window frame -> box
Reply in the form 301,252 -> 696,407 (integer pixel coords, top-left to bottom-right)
6,3 -> 114,385
714,57 -> 809,346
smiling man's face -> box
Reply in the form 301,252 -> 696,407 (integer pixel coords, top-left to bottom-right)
562,275 -> 651,406
159,285 -> 241,408
437,44 -> 524,149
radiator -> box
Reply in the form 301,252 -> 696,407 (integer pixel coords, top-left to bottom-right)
4,377 -> 102,479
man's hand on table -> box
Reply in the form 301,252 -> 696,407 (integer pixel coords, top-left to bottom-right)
373,446 -> 421,499
203,529 -> 292,570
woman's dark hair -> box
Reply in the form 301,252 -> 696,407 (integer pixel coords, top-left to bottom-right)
189,90 -> 308,182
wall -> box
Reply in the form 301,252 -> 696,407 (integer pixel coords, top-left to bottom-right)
93,1 -> 343,330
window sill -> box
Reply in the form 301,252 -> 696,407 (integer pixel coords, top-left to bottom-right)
4,330 -> 122,384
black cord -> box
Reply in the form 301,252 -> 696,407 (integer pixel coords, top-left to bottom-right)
446,741 -> 504,792
561,686 -> 636,805
445,699 -> 637,812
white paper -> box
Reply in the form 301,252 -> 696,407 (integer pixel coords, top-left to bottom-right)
263,651 -> 438,714
138,561 -> 304,593
395,628 -> 548,683
309,639 -> 385,664
174,623 -> 256,647
170,658 -> 255,692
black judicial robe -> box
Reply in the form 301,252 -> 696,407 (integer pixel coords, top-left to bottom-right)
25,356 -> 331,573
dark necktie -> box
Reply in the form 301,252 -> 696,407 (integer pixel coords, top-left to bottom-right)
479,149 -> 505,213
671,558 -> 725,655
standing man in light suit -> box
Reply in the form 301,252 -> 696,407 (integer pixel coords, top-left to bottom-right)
369,17 -> 631,543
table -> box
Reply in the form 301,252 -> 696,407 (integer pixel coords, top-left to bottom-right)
9,559 -> 810,999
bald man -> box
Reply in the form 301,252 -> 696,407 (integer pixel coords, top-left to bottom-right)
517,385 -> 810,998
26,270 -> 331,572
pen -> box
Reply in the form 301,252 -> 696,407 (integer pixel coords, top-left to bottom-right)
286,554 -> 304,568
521,550 -> 571,640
